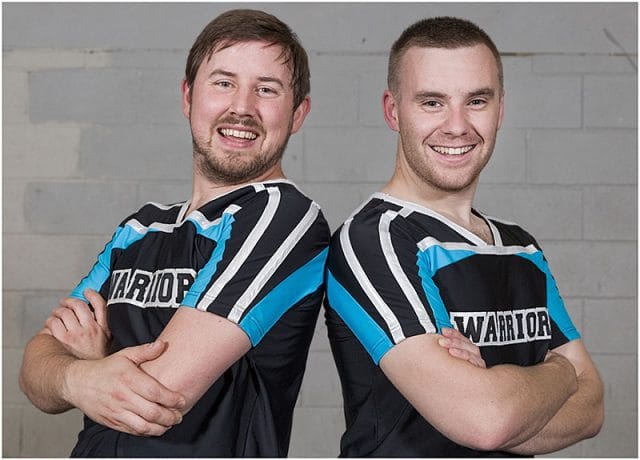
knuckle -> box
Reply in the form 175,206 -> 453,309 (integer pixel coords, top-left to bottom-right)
144,406 -> 162,422
136,422 -> 152,436
111,390 -> 127,403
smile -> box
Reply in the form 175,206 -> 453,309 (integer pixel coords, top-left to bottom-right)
431,145 -> 474,156
218,128 -> 258,141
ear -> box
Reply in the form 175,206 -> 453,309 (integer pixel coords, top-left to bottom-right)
497,89 -> 505,130
181,79 -> 192,120
290,96 -> 311,134
383,89 -> 400,132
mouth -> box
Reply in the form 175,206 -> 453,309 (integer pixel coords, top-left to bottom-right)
218,127 -> 259,141
430,144 -> 475,156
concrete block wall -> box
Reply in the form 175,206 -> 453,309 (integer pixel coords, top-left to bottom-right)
3,3 -> 636,457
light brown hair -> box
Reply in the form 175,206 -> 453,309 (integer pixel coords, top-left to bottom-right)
388,16 -> 503,95
185,9 -> 310,108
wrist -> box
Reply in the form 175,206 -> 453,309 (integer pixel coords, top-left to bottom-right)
60,357 -> 84,408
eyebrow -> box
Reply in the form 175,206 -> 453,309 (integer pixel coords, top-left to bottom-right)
414,87 -> 497,100
207,69 -> 286,88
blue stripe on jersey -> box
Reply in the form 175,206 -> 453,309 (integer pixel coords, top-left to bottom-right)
417,243 -> 580,341
516,252 -> 581,341
240,247 -> 329,346
70,224 -> 148,302
182,212 -> 236,308
415,247 -> 466,331
326,269 -> 394,365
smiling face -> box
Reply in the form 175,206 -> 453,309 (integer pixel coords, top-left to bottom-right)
383,44 -> 504,195
183,40 -> 310,185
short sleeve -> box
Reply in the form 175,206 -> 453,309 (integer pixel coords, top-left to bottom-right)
182,184 -> 330,346
326,209 -> 439,364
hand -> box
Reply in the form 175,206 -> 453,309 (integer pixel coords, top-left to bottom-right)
63,340 -> 187,436
437,327 -> 486,368
46,289 -> 111,360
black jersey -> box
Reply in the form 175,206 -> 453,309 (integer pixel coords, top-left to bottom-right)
68,180 -> 330,458
325,193 -> 579,457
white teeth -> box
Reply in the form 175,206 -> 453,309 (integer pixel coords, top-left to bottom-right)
432,145 -> 473,155
219,128 -> 257,140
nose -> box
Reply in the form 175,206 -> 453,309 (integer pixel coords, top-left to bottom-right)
229,86 -> 257,118
441,106 -> 470,136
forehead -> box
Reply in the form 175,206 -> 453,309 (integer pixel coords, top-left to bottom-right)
399,44 -> 501,92
199,40 -> 293,84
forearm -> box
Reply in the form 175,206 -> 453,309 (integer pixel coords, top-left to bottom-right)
381,335 -> 578,451
506,366 -> 604,454
19,332 -> 78,414
481,356 -> 578,450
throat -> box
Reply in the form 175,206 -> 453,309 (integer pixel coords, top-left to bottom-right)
469,214 -> 494,245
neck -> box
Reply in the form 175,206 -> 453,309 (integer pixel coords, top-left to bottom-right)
383,164 -> 478,228
187,163 -> 285,214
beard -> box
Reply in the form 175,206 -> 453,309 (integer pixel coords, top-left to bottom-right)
399,127 -> 493,193
191,117 -> 292,186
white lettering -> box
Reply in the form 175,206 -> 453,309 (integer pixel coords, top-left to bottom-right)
451,307 -> 551,346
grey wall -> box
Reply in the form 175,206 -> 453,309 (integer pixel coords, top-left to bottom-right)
3,2 -> 637,457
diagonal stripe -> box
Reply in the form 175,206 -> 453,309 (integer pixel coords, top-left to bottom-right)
229,201 -> 321,323
240,247 -> 328,345
379,210 -> 436,334
196,187 -> 281,311
340,219 -> 406,344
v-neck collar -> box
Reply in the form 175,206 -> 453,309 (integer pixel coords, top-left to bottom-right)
372,192 -> 503,247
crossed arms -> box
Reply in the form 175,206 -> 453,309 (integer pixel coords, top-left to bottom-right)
21,287 -> 604,454
381,327 -> 604,454
19,289 -> 250,436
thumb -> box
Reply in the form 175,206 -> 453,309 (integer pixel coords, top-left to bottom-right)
84,288 -> 109,333
119,340 -> 167,366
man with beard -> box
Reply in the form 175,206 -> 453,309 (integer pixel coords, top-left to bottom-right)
19,9 -> 329,457
324,16 -> 603,456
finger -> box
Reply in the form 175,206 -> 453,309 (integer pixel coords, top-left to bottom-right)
441,327 -> 467,340
60,298 -> 95,328
120,341 -> 167,366
448,347 -> 486,368
50,306 -> 81,331
45,316 -> 68,339
117,343 -> 186,410
130,372 -> 186,411
102,411 -> 172,437
85,289 -> 109,332
121,390 -> 184,428
440,330 -> 482,355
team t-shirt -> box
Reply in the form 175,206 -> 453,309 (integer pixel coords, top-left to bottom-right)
69,180 -> 330,458
325,193 -> 579,457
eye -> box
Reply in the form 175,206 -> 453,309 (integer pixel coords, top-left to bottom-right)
469,98 -> 487,107
257,86 -> 279,98
421,99 -> 443,109
213,80 -> 233,90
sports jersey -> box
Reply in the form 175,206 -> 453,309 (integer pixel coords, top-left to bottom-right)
325,193 -> 580,457
68,180 -> 330,458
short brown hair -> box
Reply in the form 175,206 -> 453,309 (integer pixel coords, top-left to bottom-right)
388,16 -> 503,94
185,9 -> 310,109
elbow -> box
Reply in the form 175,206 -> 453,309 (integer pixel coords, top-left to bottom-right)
586,398 -> 605,439
472,420 -> 517,452
583,376 -> 605,439
452,407 -> 520,452
460,426 -> 513,452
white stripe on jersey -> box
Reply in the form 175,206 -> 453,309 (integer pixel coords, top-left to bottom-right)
379,210 -> 436,334
228,201 -> 321,322
127,208 -> 231,235
190,205 -> 241,230
196,186 -> 281,311
418,237 -> 539,256
372,192 -> 490,247
340,219 -> 406,344
485,218 -> 503,246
